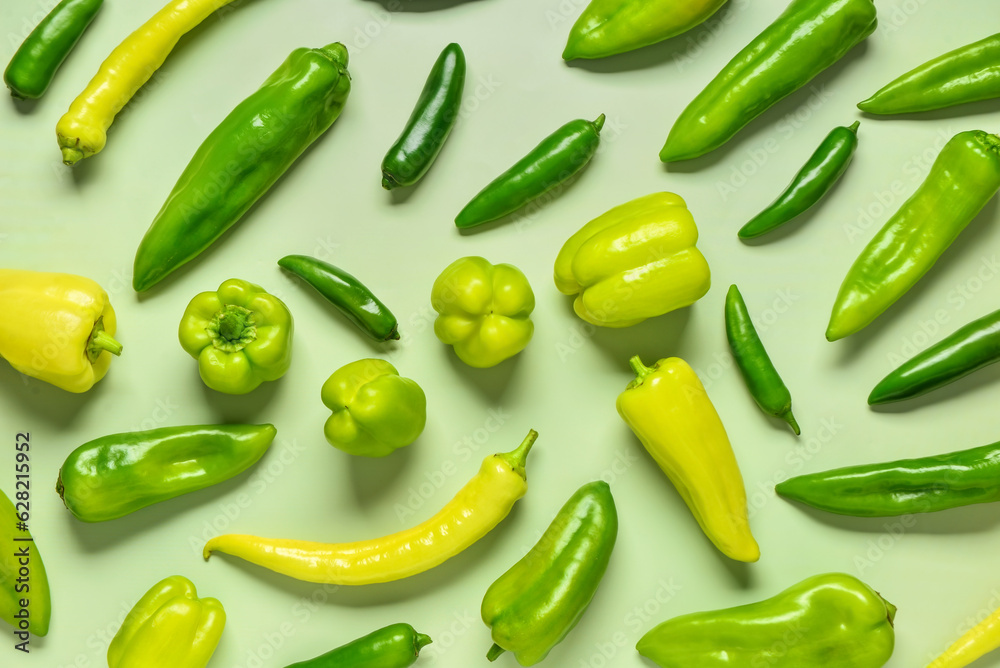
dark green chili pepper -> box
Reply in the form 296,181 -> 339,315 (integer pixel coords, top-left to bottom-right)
482,481 -> 617,666
278,254 -> 399,341
56,424 -> 276,522
284,623 -> 431,667
776,440 -> 1000,517
455,114 -> 605,228
3,0 -> 103,100
859,32 -> 1000,115
738,122 -> 859,240
381,43 -> 465,190
724,285 -> 799,434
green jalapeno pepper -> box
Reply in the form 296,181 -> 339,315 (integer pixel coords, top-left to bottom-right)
1,486 -> 51,637
827,131 -> 1000,341
57,424 -> 276,522
284,623 -> 432,667
660,0 -> 876,163
455,115 -> 605,228
738,122 -> 860,240
132,42 -> 351,292
482,481 -> 617,666
382,43 -> 465,190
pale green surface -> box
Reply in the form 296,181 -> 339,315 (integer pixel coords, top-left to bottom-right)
1,0 -> 1000,666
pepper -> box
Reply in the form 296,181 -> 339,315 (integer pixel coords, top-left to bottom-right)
132,43 -> 351,292
659,0 -> 876,162
636,573 -> 896,667
204,430 -> 538,584
178,279 -> 294,394
725,285 -> 799,434
859,33 -> 1000,115
482,481 -> 618,666
827,131 -> 1000,341
927,602 -> 1000,668
381,43 -> 465,190
3,0 -> 103,100
617,356 -> 758,562
738,122 -> 860,240
454,115 -> 605,228
869,308 -> 1000,405
321,359 -> 426,457
775,440 -> 1000,517
554,192 -> 711,328
431,256 -> 535,368
0,269 -> 122,393
278,254 -> 399,341
108,575 -> 225,668
563,0 -> 728,60
56,0 -> 242,165
57,424 -> 276,522
0,486 -> 51,637
284,623 -> 432,668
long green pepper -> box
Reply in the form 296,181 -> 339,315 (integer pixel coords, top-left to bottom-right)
284,623 -> 431,667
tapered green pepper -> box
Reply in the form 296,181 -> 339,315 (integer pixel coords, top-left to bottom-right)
1,486 -> 51,637
285,623 -> 432,667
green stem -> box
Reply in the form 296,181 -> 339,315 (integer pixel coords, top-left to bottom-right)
883,598 -> 897,627
207,304 -> 257,352
847,120 -> 860,133
498,429 -> 538,478
628,355 -> 654,380
416,633 -> 433,651
487,644 -> 507,662
783,410 -> 801,436
592,113 -> 606,132
88,330 -> 123,357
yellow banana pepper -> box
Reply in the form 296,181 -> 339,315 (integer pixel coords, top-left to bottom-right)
0,269 -> 122,392
928,602 -> 1000,668
554,192 -> 710,327
617,356 -> 759,562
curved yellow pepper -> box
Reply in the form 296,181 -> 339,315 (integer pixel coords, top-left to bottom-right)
928,602 -> 1000,668
0,269 -> 122,392
56,0 -> 238,165
554,192 -> 711,327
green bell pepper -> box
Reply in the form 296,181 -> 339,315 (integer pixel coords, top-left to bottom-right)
321,359 -> 426,457
1,486 -> 51,637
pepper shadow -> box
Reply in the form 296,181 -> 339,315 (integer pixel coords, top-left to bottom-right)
360,0 -> 490,13
858,96 -> 1000,123
784,499 -> 1000,535
441,344 -> 522,404
0,364 -> 104,429
870,361 -> 1000,414
199,375 -> 282,423
347,443 -> 415,506
9,96 -> 39,115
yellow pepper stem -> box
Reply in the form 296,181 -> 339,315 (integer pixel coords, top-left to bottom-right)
629,355 -> 655,380
496,430 -> 537,479
86,322 -> 123,362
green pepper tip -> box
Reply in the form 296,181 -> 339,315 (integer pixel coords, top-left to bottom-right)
883,598 -> 897,626
847,120 -> 860,133
486,643 -> 507,661
319,42 -> 349,68
61,146 -> 84,165
381,174 -> 396,190
593,113 -> 606,132
416,632 -> 433,650
783,410 -> 800,435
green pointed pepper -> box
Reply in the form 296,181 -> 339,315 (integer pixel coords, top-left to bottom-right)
285,623 -> 432,667
1,487 -> 51,637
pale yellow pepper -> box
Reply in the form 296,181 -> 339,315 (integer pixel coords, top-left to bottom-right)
928,603 -> 1000,668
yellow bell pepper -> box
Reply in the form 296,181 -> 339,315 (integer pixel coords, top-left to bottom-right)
617,356 -> 759,562
0,269 -> 122,392
554,192 -> 710,327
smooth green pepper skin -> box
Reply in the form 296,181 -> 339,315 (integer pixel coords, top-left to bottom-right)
776,441 -> 1000,517
660,0 -> 876,162
284,623 -> 432,667
4,0 -> 103,99
482,481 -> 618,666
859,32 -> 1000,114
0,486 -> 51,636
56,424 -> 276,522
382,43 -> 465,190
637,573 -> 896,668
132,43 -> 351,292
827,131 -> 1000,341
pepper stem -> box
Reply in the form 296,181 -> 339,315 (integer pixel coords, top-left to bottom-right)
883,598 -> 897,627
497,430 -> 538,478
207,304 -> 257,353
86,317 -> 123,363
628,355 -> 654,380
847,120 -> 860,133
415,633 -> 433,651
592,113 -> 606,132
783,410 -> 801,436
61,146 -> 84,165
487,644 -> 507,662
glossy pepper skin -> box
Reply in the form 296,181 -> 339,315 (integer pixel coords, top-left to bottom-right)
859,33 -> 1000,115
776,441 -> 1000,517
928,603 -> 1000,668
660,0 -> 877,162
382,43 -> 465,190
0,486 -> 51,637
563,0 -> 727,60
321,359 -> 426,457
3,0 -> 103,99
827,131 -> 1000,341
636,573 -> 896,668
132,43 -> 351,292
554,192 -> 711,327
204,430 -> 538,585
483,481 -> 618,666
617,356 -> 758,562
56,424 -> 276,522
285,623 -> 432,668
0,269 -> 122,392
108,576 -> 225,668
432,256 -> 535,368
179,279 -> 294,394
455,115 -> 605,228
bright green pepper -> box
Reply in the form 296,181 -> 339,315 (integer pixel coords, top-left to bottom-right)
321,359 -> 426,457
285,623 -> 432,667
636,573 -> 896,667
179,279 -> 294,394
1,485 -> 51,637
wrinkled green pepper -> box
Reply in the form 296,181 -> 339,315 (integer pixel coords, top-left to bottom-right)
1,486 -> 51,637
285,623 -> 432,667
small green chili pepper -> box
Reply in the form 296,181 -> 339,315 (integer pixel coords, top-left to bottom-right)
382,43 -> 465,190
278,254 -> 398,341
3,0 -> 103,100
284,623 -> 431,668
56,424 -> 276,522
738,122 -> 860,240
482,481 -> 617,666
724,285 -> 799,434
455,114 -> 605,228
